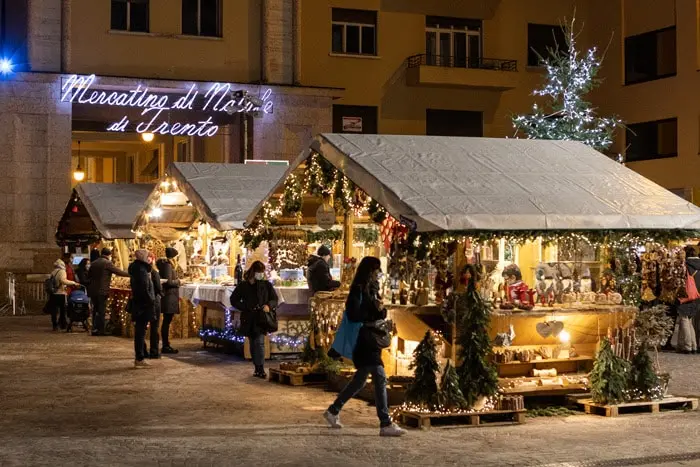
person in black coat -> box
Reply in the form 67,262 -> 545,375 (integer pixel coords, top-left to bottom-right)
307,245 -> 340,295
129,249 -> 156,368
230,261 -> 278,378
75,258 -> 90,287
144,252 -> 163,359
156,247 -> 181,354
323,256 -> 405,437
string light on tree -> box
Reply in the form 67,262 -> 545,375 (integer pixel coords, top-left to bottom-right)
512,15 -> 624,156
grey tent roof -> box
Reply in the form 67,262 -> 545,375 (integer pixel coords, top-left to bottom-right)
76,183 -> 154,239
247,134 -> 700,232
165,162 -> 288,231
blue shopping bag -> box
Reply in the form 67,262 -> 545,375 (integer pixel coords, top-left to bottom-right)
331,312 -> 363,360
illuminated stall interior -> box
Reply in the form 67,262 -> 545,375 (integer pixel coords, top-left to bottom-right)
244,133 -> 700,379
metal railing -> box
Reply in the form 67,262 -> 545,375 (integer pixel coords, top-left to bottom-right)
407,54 -> 517,72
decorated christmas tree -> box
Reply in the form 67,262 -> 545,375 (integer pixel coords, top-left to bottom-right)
455,269 -> 499,408
628,340 -> 662,401
590,337 -> 630,404
512,16 -> 623,155
437,360 -> 467,410
405,330 -> 439,409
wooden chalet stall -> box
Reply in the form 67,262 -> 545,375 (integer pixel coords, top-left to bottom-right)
132,162 -> 298,355
56,183 -> 153,335
245,134 -> 700,390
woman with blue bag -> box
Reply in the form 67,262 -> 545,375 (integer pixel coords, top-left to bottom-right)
323,256 -> 406,437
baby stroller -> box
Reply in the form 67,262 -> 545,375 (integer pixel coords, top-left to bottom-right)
66,286 -> 90,332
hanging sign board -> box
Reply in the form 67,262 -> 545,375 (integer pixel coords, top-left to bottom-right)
342,116 -> 363,133
60,74 -> 274,138
316,204 -> 336,230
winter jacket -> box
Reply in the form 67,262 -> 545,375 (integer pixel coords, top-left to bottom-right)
87,256 -> 129,298
128,259 -> 155,322
346,281 -> 387,368
50,260 -> 79,295
151,268 -> 163,320
156,258 -> 180,315
230,280 -> 279,337
307,255 -> 340,295
75,265 -> 90,287
679,258 -> 700,317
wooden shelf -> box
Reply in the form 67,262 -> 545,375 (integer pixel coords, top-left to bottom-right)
497,356 -> 593,367
499,373 -> 589,396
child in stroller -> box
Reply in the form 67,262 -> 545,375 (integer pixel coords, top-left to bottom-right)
66,286 -> 91,332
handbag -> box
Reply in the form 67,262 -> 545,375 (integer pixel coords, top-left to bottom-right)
331,312 -> 363,359
363,319 -> 393,349
258,306 -> 278,333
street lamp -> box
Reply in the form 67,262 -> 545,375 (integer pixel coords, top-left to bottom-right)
73,141 -> 85,182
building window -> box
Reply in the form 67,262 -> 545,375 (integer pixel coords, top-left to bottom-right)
111,0 -> 149,33
331,9 -> 377,55
182,0 -> 222,37
625,27 -> 676,85
426,109 -> 483,137
333,105 -> 378,134
625,118 -> 677,162
425,17 -> 481,68
527,23 -> 567,67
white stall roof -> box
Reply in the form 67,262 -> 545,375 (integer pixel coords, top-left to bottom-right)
76,183 -> 154,239
249,134 -> 700,232
167,162 -> 288,231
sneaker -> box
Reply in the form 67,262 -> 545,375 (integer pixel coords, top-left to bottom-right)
379,424 -> 406,437
149,352 -> 161,359
323,410 -> 343,429
134,359 -> 151,369
162,346 -> 179,354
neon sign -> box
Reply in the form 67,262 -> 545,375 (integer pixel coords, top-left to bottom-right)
60,74 -> 274,137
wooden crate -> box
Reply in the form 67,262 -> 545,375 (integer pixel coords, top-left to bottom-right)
268,368 -> 327,386
575,396 -> 699,417
399,409 -> 526,429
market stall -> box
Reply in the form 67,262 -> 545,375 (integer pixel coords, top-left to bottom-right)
132,161 -> 316,354
56,183 -> 154,335
243,134 -> 700,400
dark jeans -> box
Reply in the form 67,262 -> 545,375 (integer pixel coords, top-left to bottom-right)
134,319 -> 148,361
249,334 -> 265,367
50,294 -> 67,330
91,295 -> 108,334
149,318 -> 160,354
328,365 -> 391,427
161,313 -> 175,348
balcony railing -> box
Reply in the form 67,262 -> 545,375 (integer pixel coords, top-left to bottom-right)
407,54 -> 517,72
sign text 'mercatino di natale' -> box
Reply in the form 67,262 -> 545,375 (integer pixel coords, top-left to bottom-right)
61,74 -> 274,137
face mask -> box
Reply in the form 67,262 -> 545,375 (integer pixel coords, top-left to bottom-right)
254,272 -> 265,281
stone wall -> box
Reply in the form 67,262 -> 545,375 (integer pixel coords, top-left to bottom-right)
263,0 -> 295,85
0,73 -> 72,272
27,0 -> 63,72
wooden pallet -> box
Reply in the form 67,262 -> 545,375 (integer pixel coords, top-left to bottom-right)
268,368 -> 327,386
575,396 -> 699,417
399,409 -> 526,429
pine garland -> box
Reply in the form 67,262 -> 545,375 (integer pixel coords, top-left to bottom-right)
590,337 -> 630,404
405,330 -> 439,409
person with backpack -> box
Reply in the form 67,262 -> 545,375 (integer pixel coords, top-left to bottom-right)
47,259 -> 80,331
675,246 -> 700,353
323,256 -> 405,437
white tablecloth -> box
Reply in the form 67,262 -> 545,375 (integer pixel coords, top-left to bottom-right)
180,284 -> 311,309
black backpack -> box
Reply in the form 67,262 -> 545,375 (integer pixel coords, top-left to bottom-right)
44,271 -> 59,296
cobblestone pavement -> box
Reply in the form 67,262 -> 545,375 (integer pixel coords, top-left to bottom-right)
1,316 -> 700,467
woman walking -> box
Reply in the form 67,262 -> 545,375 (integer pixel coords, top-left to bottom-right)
156,247 -> 181,354
48,259 -> 80,331
323,256 -> 405,437
230,261 -> 278,378
129,249 -> 156,368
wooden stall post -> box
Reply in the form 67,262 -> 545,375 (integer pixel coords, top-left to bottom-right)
343,211 -> 354,259
450,238 -> 467,362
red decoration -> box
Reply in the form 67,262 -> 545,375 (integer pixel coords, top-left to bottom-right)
72,206 -> 79,213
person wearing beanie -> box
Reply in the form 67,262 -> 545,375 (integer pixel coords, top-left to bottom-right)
307,245 -> 340,296
87,247 -> 129,336
48,259 -> 80,331
129,249 -> 156,368
156,247 -> 181,354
